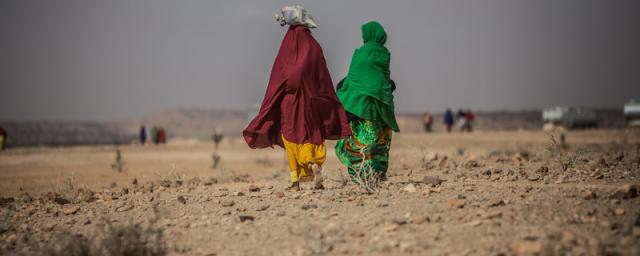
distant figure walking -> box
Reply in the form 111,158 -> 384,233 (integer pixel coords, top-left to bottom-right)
422,112 -> 433,132
0,127 -> 6,150
464,109 -> 475,132
139,125 -> 147,145
243,6 -> 350,192
145,126 -> 151,144
444,109 -> 454,133
150,126 -> 159,144
157,128 -> 167,144
335,21 -> 399,181
457,109 -> 467,132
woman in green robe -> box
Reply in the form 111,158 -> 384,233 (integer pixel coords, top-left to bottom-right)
335,21 -> 399,179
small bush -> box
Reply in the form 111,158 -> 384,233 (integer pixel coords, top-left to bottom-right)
350,164 -> 381,194
98,217 -> 165,256
155,164 -> 186,188
37,232 -> 93,256
55,173 -> 93,204
0,210 -> 15,234
31,207 -> 166,256
349,148 -> 382,194
545,133 -> 577,172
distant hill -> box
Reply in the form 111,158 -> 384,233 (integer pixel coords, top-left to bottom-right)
1,109 -> 248,147
0,108 -> 627,148
0,121 -> 132,147
117,109 -> 248,140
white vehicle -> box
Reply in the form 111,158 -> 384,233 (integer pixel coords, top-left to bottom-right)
542,106 -> 597,129
624,100 -> 640,126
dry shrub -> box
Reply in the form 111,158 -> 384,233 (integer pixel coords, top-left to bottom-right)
545,133 -> 577,172
211,153 -> 221,169
36,232 -> 93,256
55,173 -> 93,204
155,164 -> 186,188
0,210 -> 15,234
350,164 -> 381,194
98,216 -> 165,256
32,207 -> 166,256
111,146 -> 125,173
330,148 -> 383,194
348,148 -> 382,194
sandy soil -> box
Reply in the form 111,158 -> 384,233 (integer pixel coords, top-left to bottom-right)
1,129 -> 640,255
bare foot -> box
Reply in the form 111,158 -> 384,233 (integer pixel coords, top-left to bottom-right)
310,163 -> 324,190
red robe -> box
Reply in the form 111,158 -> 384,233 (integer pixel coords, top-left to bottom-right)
243,26 -> 351,148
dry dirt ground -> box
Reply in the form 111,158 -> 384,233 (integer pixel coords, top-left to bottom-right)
1,130 -> 640,255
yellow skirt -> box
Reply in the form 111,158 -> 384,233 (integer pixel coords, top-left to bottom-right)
281,134 -> 326,182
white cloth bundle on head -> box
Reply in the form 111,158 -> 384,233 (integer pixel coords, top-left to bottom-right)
274,5 -> 317,28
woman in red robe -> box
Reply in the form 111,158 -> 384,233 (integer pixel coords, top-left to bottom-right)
243,6 -> 350,191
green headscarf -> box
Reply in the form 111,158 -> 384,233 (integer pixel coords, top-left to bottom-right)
337,21 -> 399,132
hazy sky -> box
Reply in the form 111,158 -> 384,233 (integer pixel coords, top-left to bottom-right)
1,0 -> 639,121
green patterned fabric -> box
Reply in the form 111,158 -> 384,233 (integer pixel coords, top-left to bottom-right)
335,119 -> 392,175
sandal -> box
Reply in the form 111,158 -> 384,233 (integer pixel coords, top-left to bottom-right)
286,182 -> 301,192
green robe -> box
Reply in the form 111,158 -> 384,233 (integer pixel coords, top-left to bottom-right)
336,21 -> 399,132
335,21 -> 397,176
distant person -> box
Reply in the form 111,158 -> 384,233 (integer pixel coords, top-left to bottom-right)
243,6 -> 350,192
145,126 -> 151,144
139,125 -> 147,145
457,108 -> 467,132
335,21 -> 399,181
465,109 -> 475,132
444,109 -> 454,132
0,127 -> 6,151
422,112 -> 433,132
150,126 -> 159,144
157,128 -> 167,144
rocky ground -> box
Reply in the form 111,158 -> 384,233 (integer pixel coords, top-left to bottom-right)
0,130 -> 639,255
